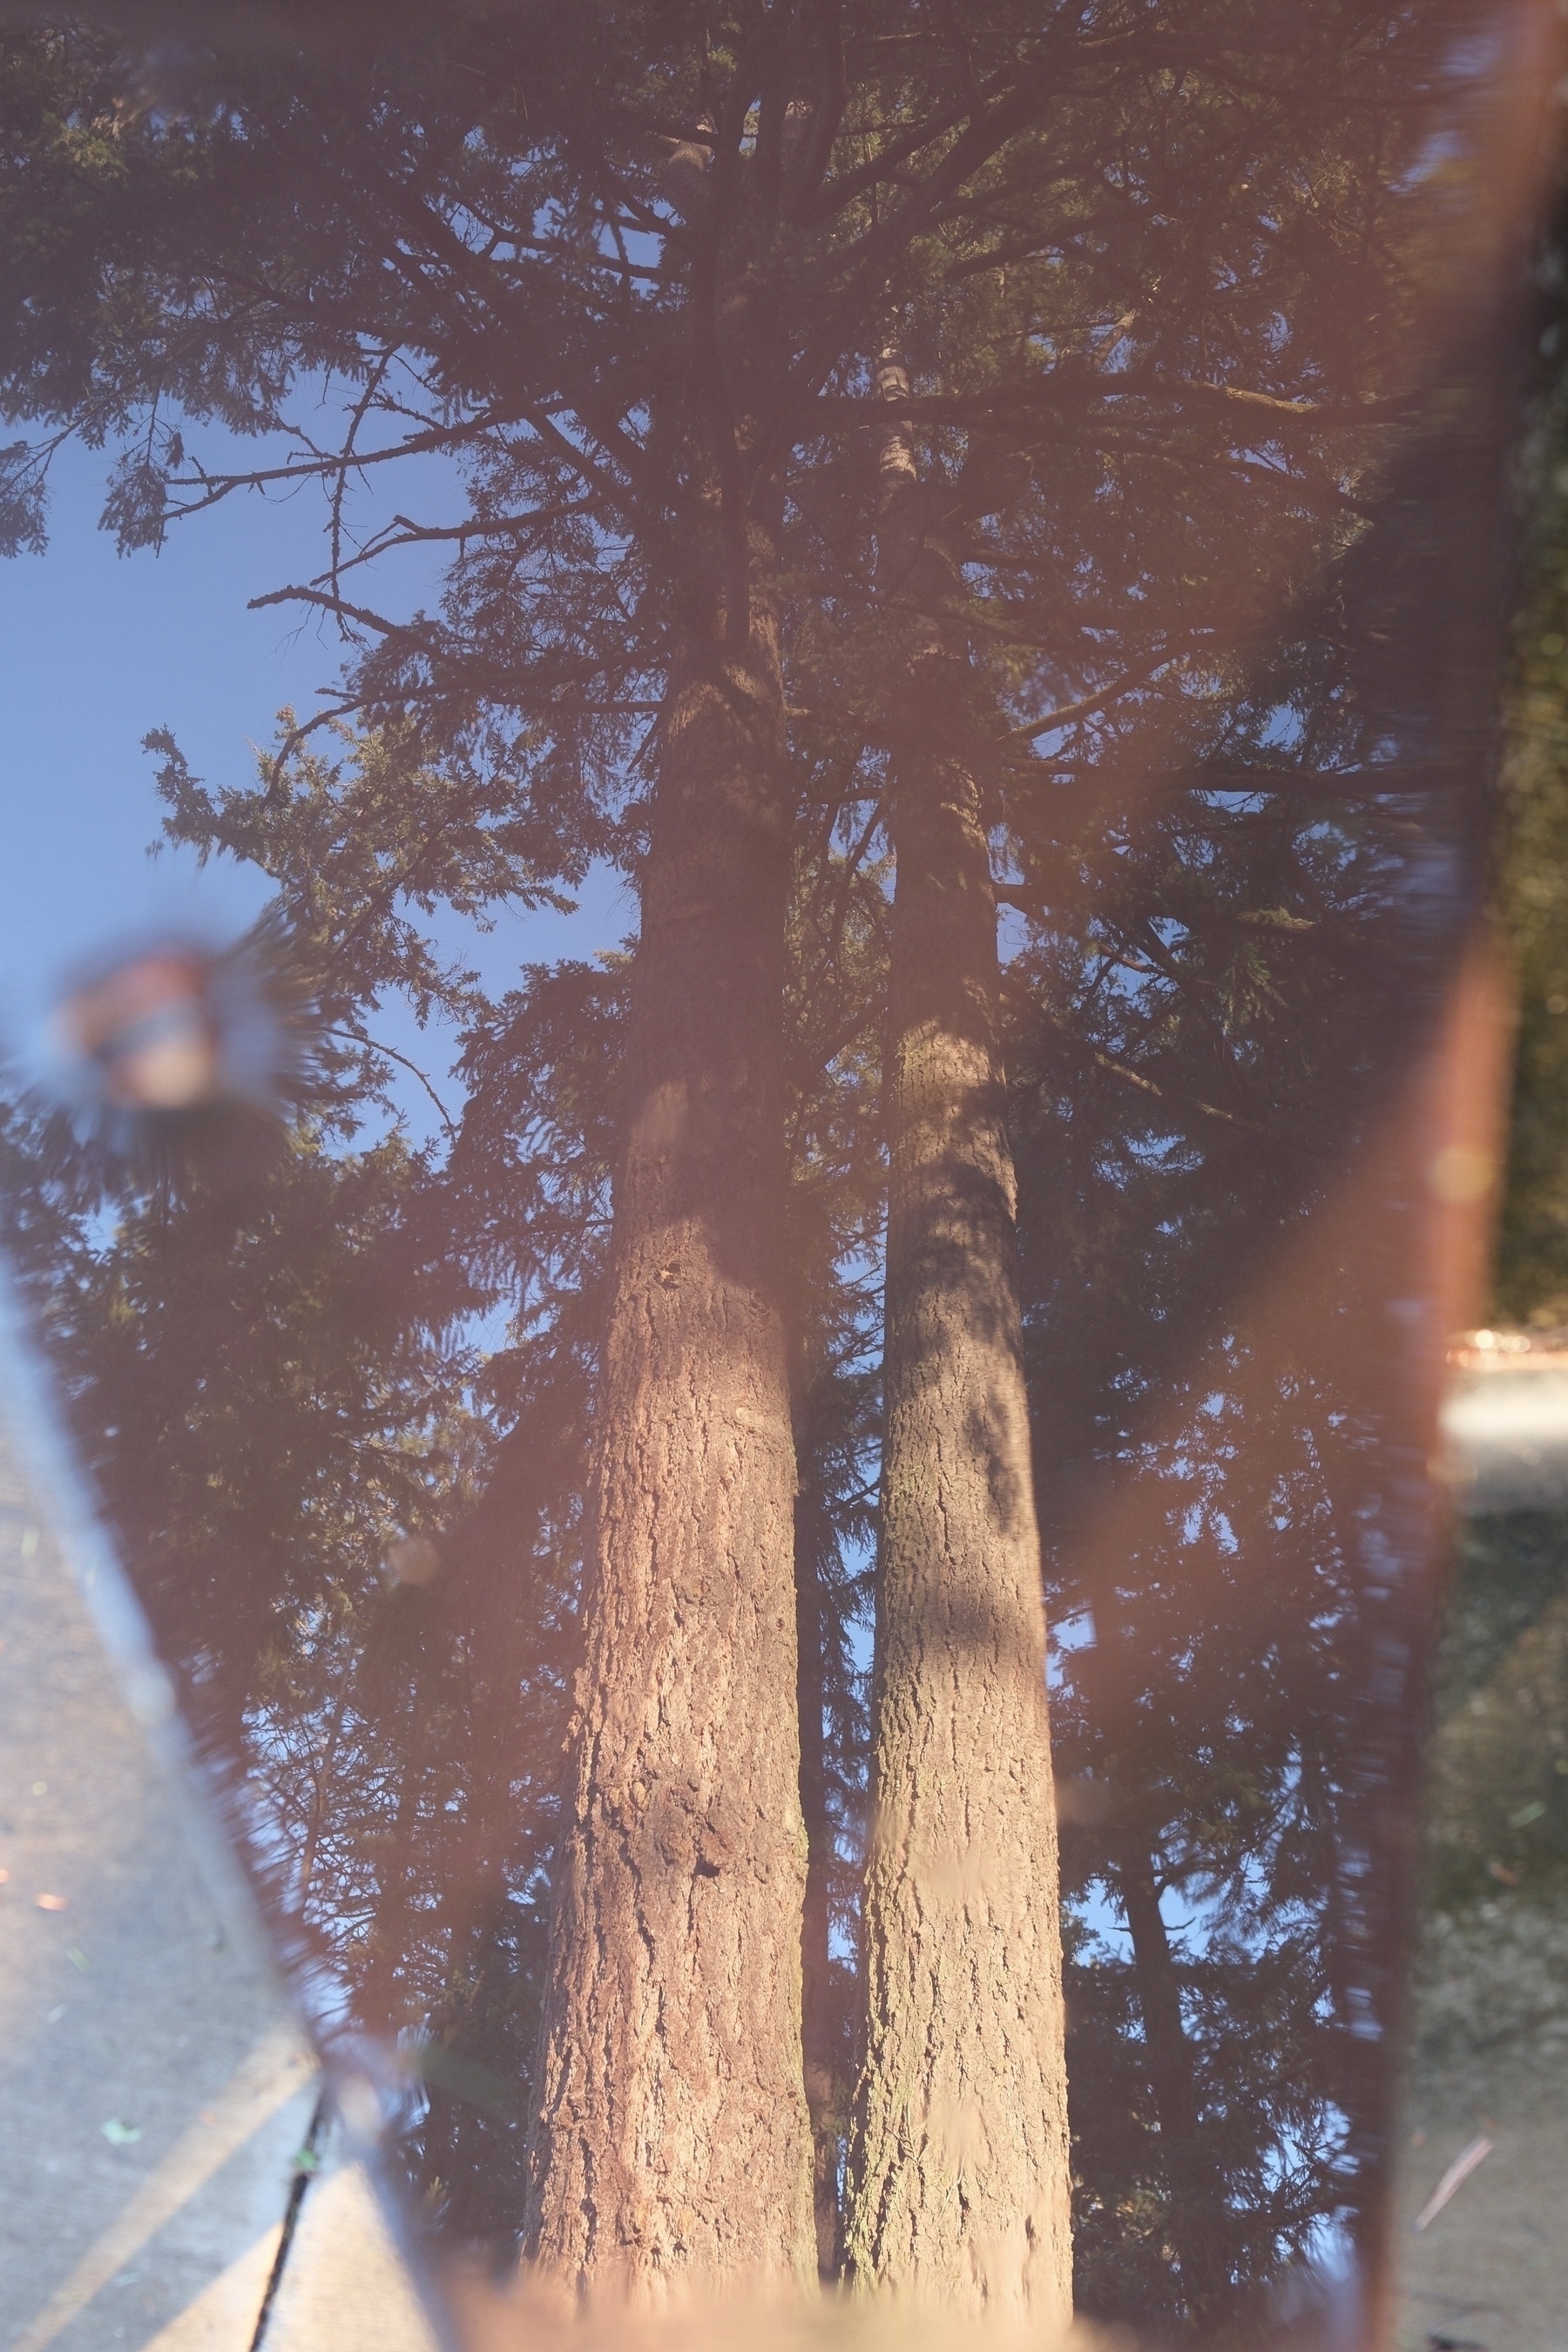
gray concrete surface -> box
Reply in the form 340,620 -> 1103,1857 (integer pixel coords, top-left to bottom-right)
1392,1946 -> 1568,2352
0,1429 -> 436,2352
1395,2096 -> 1568,2352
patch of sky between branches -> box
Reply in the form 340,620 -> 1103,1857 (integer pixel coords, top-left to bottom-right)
0,422 -> 632,1144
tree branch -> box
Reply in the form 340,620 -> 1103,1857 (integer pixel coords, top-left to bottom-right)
1008,648 -> 1198,741
326,1025 -> 459,1143
247,584 -> 405,635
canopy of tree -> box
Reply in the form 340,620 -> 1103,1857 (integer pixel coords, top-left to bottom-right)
0,1 -> 1548,2341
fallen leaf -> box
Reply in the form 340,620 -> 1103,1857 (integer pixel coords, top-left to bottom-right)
1484,1859 -> 1520,1887
67,1945 -> 89,1971
100,2118 -> 141,2147
35,1892 -> 69,1912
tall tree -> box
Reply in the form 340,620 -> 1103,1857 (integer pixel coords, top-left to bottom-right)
0,15 -> 1058,2287
780,799 -> 886,2276
842,358 -> 1069,2316
0,0 -> 1509,2309
850,738 -> 1071,2317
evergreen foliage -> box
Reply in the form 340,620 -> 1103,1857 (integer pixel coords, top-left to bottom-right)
0,0 -> 1525,2327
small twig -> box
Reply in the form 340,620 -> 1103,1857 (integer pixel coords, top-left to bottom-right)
1413,2135 -> 1494,2234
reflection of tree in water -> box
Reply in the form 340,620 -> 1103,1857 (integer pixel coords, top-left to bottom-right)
0,478 -> 1500,2324
1004,679 -> 1475,2330
0,2 -> 1521,2316
0,435 -> 1504,2333
0,798 -> 885,2247
1044,1352 -> 1370,2334
0,884 -> 618,2236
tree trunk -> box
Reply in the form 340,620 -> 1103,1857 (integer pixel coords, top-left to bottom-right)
799,1449 -> 846,2276
844,755 -> 1072,2321
1113,1842 -> 1229,2327
523,575 -> 815,2299
794,1423 -> 844,2280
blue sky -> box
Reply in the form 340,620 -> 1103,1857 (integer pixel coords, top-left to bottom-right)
0,434 -> 629,1133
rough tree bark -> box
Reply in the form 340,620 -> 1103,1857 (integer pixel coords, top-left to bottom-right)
523,559 -> 816,2299
843,743 -> 1073,2319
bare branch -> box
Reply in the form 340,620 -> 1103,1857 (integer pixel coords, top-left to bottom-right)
1008,646 -> 1200,741
326,1024 -> 459,1144
166,412 -> 520,510
322,499 -> 597,580
247,584 -> 405,635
